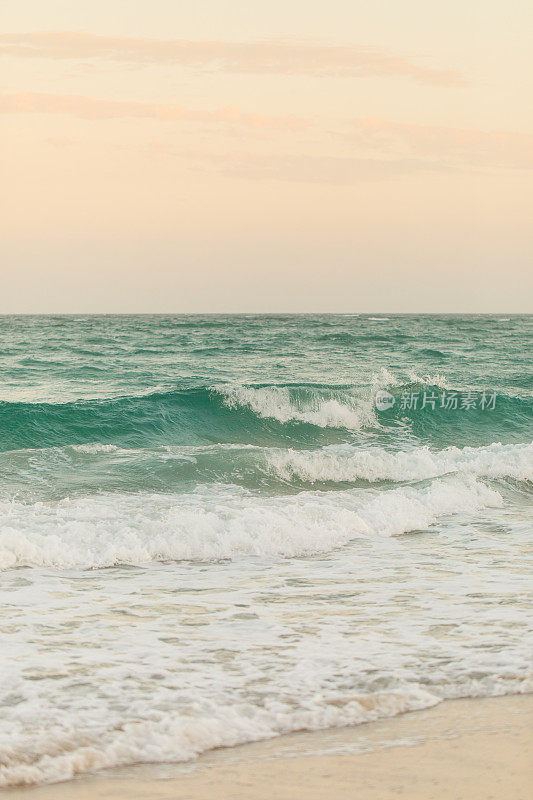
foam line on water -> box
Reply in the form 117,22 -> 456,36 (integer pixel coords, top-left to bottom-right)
0,476 -> 503,570
267,442 -> 533,483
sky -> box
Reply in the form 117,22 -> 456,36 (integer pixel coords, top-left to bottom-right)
1,1 -> 532,313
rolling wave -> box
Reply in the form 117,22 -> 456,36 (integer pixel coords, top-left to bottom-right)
0,383 -> 376,452
1,381 -> 530,453
375,383 -> 533,446
1,440 -> 530,502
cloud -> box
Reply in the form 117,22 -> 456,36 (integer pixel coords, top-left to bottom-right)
175,152 -> 441,184
0,32 -> 464,85
347,118 -> 533,169
227,155 -> 433,186
0,91 -> 304,129
146,133 -> 533,185
4,89 -> 529,175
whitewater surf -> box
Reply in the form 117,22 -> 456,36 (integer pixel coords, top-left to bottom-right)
1,313 -> 531,787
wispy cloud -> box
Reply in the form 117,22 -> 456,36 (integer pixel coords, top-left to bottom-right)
140,146 -> 442,184
147,128 -> 533,185
212,153 -> 436,184
5,87 -> 528,181
347,118 -> 533,169
0,31 -> 464,85
0,91 -> 304,129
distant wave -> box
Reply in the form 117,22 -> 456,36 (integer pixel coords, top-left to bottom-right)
316,332 -> 410,343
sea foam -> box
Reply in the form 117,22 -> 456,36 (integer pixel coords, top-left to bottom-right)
267,442 -> 533,484
0,476 -> 502,570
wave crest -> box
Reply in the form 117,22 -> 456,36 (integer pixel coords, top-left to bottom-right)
217,384 -> 376,430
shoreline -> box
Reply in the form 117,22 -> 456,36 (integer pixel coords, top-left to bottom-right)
3,694 -> 532,799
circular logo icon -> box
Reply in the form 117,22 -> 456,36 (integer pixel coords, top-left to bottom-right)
375,390 -> 395,411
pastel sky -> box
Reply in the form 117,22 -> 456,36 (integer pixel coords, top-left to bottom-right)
2,1 -> 532,312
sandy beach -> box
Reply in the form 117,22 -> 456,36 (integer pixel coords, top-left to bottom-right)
3,695 -> 531,800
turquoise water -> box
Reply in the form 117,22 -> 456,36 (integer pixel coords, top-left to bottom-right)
1,314 -> 532,785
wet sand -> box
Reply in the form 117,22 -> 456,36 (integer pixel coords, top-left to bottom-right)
3,695 -> 532,800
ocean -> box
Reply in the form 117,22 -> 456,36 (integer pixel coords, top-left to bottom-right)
1,313 -> 532,786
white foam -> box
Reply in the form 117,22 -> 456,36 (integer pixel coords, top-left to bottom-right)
70,443 -> 121,454
0,687 -> 440,787
0,476 -> 503,570
0,384 -> 173,404
406,371 -> 452,389
371,367 -> 400,391
216,384 -> 376,430
267,442 -> 533,484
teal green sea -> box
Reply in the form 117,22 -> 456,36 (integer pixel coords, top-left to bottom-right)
1,314 -> 532,786
1,314 -> 532,494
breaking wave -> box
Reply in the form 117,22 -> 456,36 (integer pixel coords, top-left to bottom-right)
0,476 -> 503,570
1,380 -> 531,453
267,442 -> 533,484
